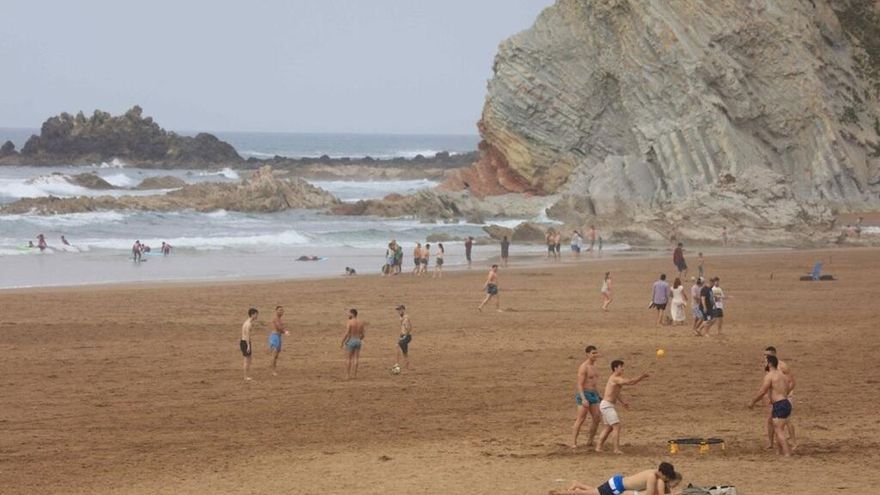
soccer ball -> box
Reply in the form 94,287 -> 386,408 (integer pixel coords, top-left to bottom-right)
390,364 -> 402,375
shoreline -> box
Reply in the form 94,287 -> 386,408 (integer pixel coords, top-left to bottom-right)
0,242 -> 818,293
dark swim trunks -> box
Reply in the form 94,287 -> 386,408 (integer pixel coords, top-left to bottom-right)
486,283 -> 499,295
239,340 -> 252,357
772,399 -> 792,419
413,257 -> 420,266
398,333 -> 412,355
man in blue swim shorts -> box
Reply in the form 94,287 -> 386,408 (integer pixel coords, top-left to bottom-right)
572,345 -> 603,449
341,308 -> 365,379
549,462 -> 681,495
748,354 -> 793,457
477,265 -> 501,312
269,306 -> 290,376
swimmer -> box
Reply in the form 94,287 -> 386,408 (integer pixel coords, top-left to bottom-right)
341,308 -> 365,379
61,235 -> 71,246
595,360 -> 649,454
240,308 -> 258,381
550,462 -> 681,495
571,345 -> 602,449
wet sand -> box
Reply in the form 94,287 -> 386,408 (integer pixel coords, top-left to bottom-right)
2,247 -> 879,494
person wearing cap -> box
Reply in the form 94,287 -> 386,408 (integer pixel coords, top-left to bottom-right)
395,305 -> 413,370
550,462 -> 681,495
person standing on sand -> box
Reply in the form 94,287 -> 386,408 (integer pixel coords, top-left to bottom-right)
690,277 -> 705,334
501,235 -> 510,267
341,308 -> 365,379
588,225 -> 597,251
420,243 -> 430,276
433,243 -> 445,278
549,462 -> 681,495
595,360 -> 649,454
571,230 -> 583,257
132,240 -> 142,262
571,345 -> 603,449
394,241 -> 403,274
670,277 -> 687,325
553,230 -> 562,261
465,236 -> 473,269
697,252 -> 705,279
650,274 -> 671,325
763,346 -> 797,450
673,242 -> 688,279
412,242 -> 422,276
601,272 -> 613,311
240,308 -> 258,381
711,277 -> 725,334
546,229 -> 556,260
477,264 -> 501,312
697,279 -> 717,336
722,226 -> 728,246
749,355 -> 793,457
269,305 -> 289,376
395,305 -> 413,370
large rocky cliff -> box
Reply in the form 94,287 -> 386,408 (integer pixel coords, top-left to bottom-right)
447,0 -> 880,241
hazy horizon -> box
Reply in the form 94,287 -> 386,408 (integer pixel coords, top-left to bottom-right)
0,1 -> 552,135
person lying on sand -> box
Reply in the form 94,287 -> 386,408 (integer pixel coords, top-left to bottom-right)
549,462 -> 681,495
296,255 -> 320,261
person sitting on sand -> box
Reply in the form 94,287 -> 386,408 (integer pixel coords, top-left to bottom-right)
345,267 -> 357,276
550,462 -> 681,495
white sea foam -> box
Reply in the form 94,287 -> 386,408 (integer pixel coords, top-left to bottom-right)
197,167 -> 240,180
0,175 -> 90,199
101,172 -> 137,188
79,229 -> 311,251
0,211 -> 128,227
93,158 -> 127,168
241,149 -> 458,160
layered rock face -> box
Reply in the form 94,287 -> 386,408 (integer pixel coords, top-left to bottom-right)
1,106 -> 242,167
1,166 -> 339,214
447,0 -> 880,240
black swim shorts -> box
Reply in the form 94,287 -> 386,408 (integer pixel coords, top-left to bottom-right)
240,340 -> 252,357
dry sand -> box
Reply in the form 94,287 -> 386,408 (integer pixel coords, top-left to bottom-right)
2,248 -> 880,494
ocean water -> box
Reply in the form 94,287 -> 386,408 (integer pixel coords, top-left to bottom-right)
0,132 -> 627,288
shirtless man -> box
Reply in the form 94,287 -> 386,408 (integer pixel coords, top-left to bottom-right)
749,354 -> 793,456
571,345 -> 602,449
763,346 -> 797,450
341,308 -> 365,379
420,244 -> 431,276
269,305 -> 290,376
395,305 -> 413,370
550,462 -> 681,495
588,225 -> 597,251
240,308 -> 258,381
477,264 -> 500,312
595,360 -> 649,454
412,242 -> 422,276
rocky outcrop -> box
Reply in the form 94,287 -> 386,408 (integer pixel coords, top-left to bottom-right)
1,166 -> 339,214
0,140 -> 15,157
1,106 -> 242,167
445,0 -> 880,242
136,176 -> 187,189
68,173 -> 116,189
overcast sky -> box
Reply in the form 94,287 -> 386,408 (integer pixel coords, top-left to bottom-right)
0,0 -> 551,134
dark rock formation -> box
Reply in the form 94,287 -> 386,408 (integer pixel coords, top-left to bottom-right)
5,106 -> 241,167
0,140 -> 16,157
136,176 -> 187,190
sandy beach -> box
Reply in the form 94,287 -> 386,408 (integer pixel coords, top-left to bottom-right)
2,247 -> 880,494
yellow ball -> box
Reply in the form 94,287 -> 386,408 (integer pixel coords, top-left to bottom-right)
656,349 -> 666,357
